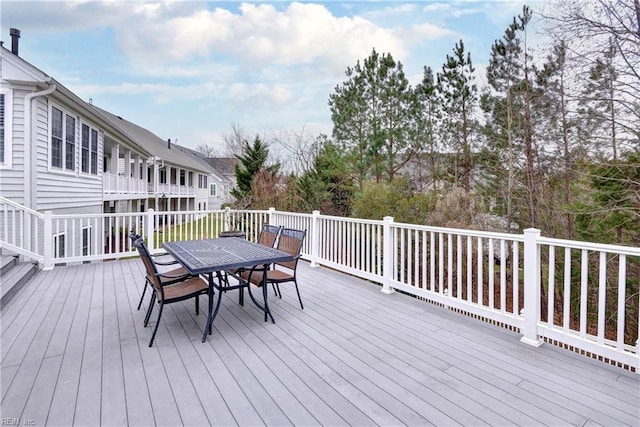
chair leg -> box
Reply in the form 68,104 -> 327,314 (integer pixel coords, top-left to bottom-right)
144,293 -> 156,327
195,295 -> 200,315
148,302 -> 164,347
294,280 -> 304,310
272,283 -> 281,298
137,281 -> 148,310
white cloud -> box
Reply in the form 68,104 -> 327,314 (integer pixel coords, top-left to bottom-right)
109,2 -> 408,73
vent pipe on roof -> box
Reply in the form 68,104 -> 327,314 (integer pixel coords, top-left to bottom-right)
10,28 -> 20,56
167,138 -> 171,149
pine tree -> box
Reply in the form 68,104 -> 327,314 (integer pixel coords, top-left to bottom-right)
329,48 -> 417,187
297,136 -> 354,216
579,38 -> 620,160
230,135 -> 279,205
535,40 -> 578,237
437,39 -> 478,193
481,5 -> 537,229
414,66 -> 442,193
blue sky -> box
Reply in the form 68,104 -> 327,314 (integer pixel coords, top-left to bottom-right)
1,1 -> 546,154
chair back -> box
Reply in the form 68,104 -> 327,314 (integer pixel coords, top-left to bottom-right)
130,234 -> 162,293
276,228 -> 306,270
129,231 -> 142,249
257,224 -> 282,248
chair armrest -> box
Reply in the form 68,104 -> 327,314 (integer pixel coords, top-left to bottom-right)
151,252 -> 180,266
157,271 -> 194,280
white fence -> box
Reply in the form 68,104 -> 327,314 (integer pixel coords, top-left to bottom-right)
0,198 -> 638,371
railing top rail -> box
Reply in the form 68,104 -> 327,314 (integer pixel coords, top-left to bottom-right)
538,236 -> 640,256
316,214 -> 382,225
392,220 -> 526,241
0,196 -> 44,218
228,209 -> 271,215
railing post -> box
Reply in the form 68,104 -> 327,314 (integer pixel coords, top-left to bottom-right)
146,208 -> 155,253
224,207 -> 231,231
43,211 -> 53,270
310,210 -> 320,268
521,228 -> 543,347
268,207 -> 276,226
381,216 -> 395,294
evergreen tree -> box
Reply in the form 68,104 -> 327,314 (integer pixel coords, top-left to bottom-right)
414,66 -> 442,193
575,150 -> 640,244
437,39 -> 478,193
579,38 -> 620,160
231,135 -> 279,205
329,60 -> 369,189
535,40 -> 579,237
298,136 -> 354,216
481,6 -> 538,229
329,48 -> 417,187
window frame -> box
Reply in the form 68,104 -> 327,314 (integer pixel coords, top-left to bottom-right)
0,89 -> 13,169
209,183 -> 218,197
82,226 -> 92,256
54,233 -> 66,259
198,174 -> 209,189
80,121 -> 100,176
49,103 -> 78,174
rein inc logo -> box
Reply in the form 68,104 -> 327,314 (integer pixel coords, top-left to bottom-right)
1,419 -> 35,426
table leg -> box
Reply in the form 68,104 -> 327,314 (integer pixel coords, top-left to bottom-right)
202,271 -> 223,343
245,264 -> 275,323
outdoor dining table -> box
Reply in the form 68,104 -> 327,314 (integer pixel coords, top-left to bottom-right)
162,237 -> 293,342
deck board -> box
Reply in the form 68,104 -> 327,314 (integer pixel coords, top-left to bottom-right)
1,258 -> 638,426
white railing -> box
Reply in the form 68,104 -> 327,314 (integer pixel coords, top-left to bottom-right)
103,173 -> 147,195
0,196 -> 44,263
0,200 -> 637,371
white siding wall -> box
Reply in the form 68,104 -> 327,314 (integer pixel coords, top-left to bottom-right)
34,97 -> 105,211
0,87 -> 27,204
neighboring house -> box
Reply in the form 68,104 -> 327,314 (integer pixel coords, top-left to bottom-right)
93,106 -> 213,213
174,146 -> 236,209
204,157 -> 237,207
0,29 -> 234,256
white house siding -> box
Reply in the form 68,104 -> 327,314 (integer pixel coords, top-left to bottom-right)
44,204 -> 105,261
0,87 -> 27,204
207,175 -> 227,210
195,187 -> 208,210
32,97 -> 104,211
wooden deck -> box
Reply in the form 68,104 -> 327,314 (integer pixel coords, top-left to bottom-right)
2,259 -> 639,426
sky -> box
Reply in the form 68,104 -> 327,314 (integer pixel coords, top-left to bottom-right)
1,0 -> 548,154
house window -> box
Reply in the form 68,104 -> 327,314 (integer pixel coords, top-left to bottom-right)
82,227 -> 92,256
0,93 -> 5,164
0,89 -> 12,168
159,169 -> 166,184
180,170 -> 186,186
91,128 -> 98,174
198,174 -> 209,189
54,233 -> 66,258
51,106 -> 76,171
210,183 -> 218,197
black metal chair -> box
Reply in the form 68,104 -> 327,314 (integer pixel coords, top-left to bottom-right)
257,224 -> 282,248
240,228 -> 306,309
128,232 -> 188,311
131,235 -> 210,347
226,224 -> 282,305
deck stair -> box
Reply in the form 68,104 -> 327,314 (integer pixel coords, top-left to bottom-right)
0,252 -> 39,308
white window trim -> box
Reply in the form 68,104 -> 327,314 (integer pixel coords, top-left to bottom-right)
54,232 -> 66,258
48,103 -> 78,175
210,182 -> 218,197
79,120 -> 100,178
82,226 -> 92,256
0,89 -> 13,169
